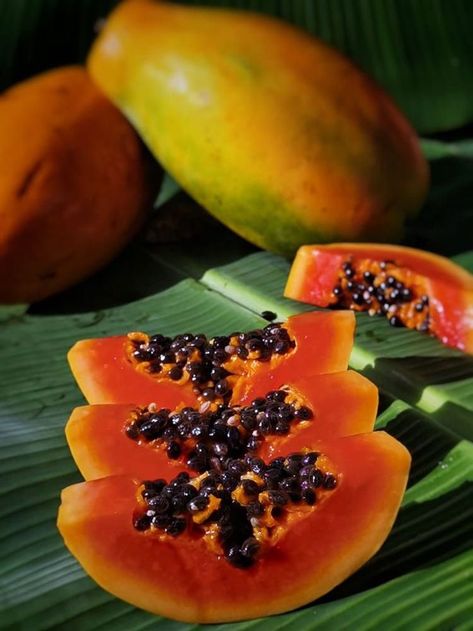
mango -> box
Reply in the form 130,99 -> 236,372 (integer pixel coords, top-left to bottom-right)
0,66 -> 159,303
88,0 -> 429,256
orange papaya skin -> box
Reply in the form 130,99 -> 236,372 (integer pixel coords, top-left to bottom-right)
285,243 -> 473,353
0,66 -> 159,303
68,310 -> 355,406
65,371 -> 378,480
87,0 -> 429,256
58,431 -> 410,623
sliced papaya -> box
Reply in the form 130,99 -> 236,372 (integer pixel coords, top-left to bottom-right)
68,310 -> 355,407
285,243 -> 473,353
58,431 -> 410,623
66,371 -> 378,480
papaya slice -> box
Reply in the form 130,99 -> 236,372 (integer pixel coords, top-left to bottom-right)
66,370 -> 378,480
58,431 -> 410,623
285,243 -> 473,353
68,310 -> 355,407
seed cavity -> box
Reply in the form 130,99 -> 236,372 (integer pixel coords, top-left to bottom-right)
126,389 -> 314,474
125,324 -> 336,569
133,450 -> 337,568
127,324 -> 295,406
331,259 -> 431,334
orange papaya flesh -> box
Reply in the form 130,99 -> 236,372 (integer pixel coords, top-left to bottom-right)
286,244 -> 473,354
67,334 -> 196,408
68,310 -> 355,407
58,431 -> 410,623
66,370 -> 378,480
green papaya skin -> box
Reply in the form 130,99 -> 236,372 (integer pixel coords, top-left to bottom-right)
88,0 -> 429,256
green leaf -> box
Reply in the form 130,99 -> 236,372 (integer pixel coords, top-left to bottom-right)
1,276 -> 473,629
421,139 -> 473,161
2,0 -> 473,133
0,0 -> 118,90
406,147 -> 473,256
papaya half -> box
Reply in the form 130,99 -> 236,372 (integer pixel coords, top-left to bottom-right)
67,310 -> 356,407
65,370 -> 378,481
0,66 -> 159,303
285,243 -> 473,353
87,0 -> 429,256
58,431 -> 410,623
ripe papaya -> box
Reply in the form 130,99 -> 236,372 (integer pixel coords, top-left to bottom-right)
87,0 -> 428,256
65,371 -> 378,480
0,66 -> 159,303
285,243 -> 473,353
67,310 -> 355,407
58,431 -> 410,623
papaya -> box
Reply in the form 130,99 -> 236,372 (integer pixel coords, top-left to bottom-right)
285,243 -> 473,353
87,0 -> 428,256
58,431 -> 410,622
68,310 -> 356,407
0,66 -> 159,303
65,370 -> 378,480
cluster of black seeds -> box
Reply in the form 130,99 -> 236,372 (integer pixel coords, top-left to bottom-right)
332,260 -> 430,331
128,323 -> 295,402
126,389 -> 314,473
134,451 -> 336,568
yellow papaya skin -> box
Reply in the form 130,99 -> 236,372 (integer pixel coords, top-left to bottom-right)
88,0 -> 429,256
0,66 -> 159,304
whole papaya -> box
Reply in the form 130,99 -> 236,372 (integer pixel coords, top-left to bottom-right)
0,66 -> 159,303
88,0 -> 428,256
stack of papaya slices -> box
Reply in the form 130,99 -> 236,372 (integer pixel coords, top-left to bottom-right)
58,310 -> 411,623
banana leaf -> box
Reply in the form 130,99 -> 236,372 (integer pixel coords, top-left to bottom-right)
1,277 -> 473,630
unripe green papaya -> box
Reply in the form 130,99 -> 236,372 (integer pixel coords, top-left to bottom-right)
88,0 -> 429,256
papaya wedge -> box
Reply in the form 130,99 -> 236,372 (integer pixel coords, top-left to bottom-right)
286,243 -> 473,353
68,310 -> 355,407
58,431 -> 410,623
66,371 -> 378,480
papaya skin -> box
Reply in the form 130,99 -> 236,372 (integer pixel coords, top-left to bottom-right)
88,0 -> 429,256
0,66 -> 160,303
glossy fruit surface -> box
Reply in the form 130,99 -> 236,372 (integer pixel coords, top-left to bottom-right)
285,243 -> 473,353
65,370 -> 378,480
88,0 -> 428,255
0,66 -> 158,303
58,431 -> 410,623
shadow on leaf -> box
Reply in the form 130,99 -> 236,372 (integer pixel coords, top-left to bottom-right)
316,481 -> 473,605
362,354 -> 473,441
380,407 -> 458,487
